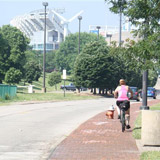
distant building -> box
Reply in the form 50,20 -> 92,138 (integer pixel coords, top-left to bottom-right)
89,17 -> 139,45
10,9 -> 65,51
10,9 -> 83,51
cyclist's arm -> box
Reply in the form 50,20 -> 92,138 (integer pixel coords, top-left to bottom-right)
128,87 -> 133,99
114,87 -> 119,98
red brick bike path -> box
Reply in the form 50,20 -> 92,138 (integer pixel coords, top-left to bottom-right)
49,99 -> 160,160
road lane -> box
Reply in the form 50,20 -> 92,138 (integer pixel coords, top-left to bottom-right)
0,98 -> 116,160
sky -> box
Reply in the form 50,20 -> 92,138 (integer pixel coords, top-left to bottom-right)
0,0 -> 120,33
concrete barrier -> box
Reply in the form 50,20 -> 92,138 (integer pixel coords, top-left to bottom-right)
142,110 -> 160,146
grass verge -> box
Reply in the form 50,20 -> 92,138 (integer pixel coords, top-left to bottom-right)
0,92 -> 99,106
140,151 -> 160,160
132,103 -> 160,160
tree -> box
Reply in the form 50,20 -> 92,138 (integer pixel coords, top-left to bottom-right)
0,25 -> 29,83
46,51 -> 57,72
55,32 -> 103,74
74,41 -> 115,94
109,40 -> 158,88
108,45 -> 143,88
24,61 -> 42,84
105,0 -> 160,108
4,67 -> 22,84
0,32 -> 10,83
48,71 -> 61,90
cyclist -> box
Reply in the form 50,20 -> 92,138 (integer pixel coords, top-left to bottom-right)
114,79 -> 133,129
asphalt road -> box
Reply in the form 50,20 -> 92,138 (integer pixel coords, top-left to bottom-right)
0,97 -> 116,160
1,77 -> 160,160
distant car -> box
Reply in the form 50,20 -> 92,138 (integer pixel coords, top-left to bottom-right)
60,83 -> 76,91
60,83 -> 87,91
129,87 -> 140,101
140,87 -> 157,99
147,87 -> 156,99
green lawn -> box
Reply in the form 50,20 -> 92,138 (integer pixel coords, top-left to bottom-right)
133,103 -> 160,160
0,92 -> 99,106
17,74 -> 74,93
133,104 -> 160,139
0,73 -> 101,105
140,151 -> 160,160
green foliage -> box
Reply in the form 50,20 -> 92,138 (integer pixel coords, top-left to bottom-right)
55,32 -> 103,74
24,61 -> 42,84
109,45 -> 142,88
105,0 -> 160,37
0,32 -> 10,82
133,104 -> 160,140
46,51 -> 57,72
0,25 -> 29,83
105,0 -> 127,13
74,40 -> 115,89
123,0 -> 160,37
132,112 -> 142,139
5,94 -> 10,100
140,151 -> 160,160
48,71 -> 62,89
1,25 -> 29,67
4,67 -> 22,84
109,44 -> 158,88
25,50 -> 42,68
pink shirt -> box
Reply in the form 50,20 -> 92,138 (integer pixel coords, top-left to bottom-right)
117,85 -> 129,101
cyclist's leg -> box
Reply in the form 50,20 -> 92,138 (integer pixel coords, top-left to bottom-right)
116,101 -> 122,119
125,101 -> 130,129
125,108 -> 130,126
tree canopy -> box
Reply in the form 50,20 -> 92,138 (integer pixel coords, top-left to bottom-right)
48,71 -> 61,90
55,32 -> 104,74
0,25 -> 29,83
24,61 -> 42,84
74,41 -> 115,89
105,0 -> 160,37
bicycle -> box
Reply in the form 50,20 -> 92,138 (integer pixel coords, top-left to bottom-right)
119,100 -> 130,132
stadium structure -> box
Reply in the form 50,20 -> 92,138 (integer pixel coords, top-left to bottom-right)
10,9 -> 83,51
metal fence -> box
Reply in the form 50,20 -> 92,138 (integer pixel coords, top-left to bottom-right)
0,84 -> 17,99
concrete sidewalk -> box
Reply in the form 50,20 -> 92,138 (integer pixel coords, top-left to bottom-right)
49,99 -> 160,160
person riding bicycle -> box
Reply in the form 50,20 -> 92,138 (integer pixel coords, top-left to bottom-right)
114,79 -> 133,129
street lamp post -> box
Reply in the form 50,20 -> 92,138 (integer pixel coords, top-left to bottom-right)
119,5 -> 122,47
96,26 -> 101,40
106,34 -> 112,45
140,70 -> 149,110
42,2 -> 48,93
78,16 -> 82,54
115,0 -> 125,46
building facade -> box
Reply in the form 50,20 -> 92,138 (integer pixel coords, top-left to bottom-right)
10,9 -> 65,51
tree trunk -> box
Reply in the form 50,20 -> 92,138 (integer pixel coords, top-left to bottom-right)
55,85 -> 57,91
99,88 -> 101,94
93,88 -> 96,94
105,89 -> 108,95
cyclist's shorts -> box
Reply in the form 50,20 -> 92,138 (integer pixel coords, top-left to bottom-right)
116,100 -> 130,111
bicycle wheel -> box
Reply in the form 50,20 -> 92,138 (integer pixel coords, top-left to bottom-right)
121,110 -> 125,132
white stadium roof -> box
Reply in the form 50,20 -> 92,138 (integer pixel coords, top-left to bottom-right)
10,9 -> 64,38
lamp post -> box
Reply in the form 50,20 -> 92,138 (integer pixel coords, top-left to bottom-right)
96,26 -> 101,40
42,2 -> 48,93
106,34 -> 112,45
119,2 -> 122,47
78,16 -> 82,54
115,0 -> 125,46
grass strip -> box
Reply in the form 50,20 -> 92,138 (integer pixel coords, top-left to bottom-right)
0,92 -> 99,106
132,103 -> 160,160
140,151 -> 160,160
